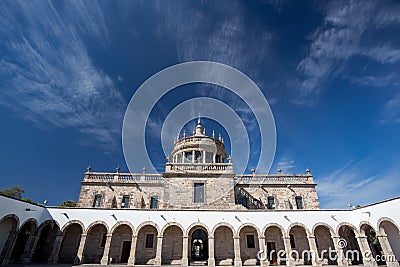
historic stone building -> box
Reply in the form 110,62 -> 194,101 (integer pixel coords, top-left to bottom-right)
0,120 -> 399,267
77,119 -> 319,211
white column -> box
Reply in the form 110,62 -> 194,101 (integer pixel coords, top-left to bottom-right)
47,231 -> 64,264
234,236 -> 242,266
127,235 -> 137,266
155,235 -> 163,265
377,234 -> 400,267
259,236 -> 269,266
192,150 -> 195,163
331,236 -> 345,266
307,235 -> 321,266
100,233 -> 113,265
75,233 -> 87,264
182,152 -> 185,163
203,151 -> 206,163
213,153 -> 216,163
208,235 -> 215,266
182,236 -> 189,266
356,234 -> 376,266
283,236 -> 294,266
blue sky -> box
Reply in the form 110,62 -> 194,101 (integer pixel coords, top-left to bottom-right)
0,1 -> 400,208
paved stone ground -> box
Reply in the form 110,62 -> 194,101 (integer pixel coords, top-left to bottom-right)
2,265 -> 380,267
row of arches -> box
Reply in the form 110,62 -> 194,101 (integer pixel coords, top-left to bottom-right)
1,215 -> 399,266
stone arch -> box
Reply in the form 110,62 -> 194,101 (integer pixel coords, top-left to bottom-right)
18,218 -> 38,232
237,223 -> 261,237
336,222 -> 360,237
83,222 -> 108,263
58,222 -> 84,263
377,217 -> 400,234
337,223 -> 363,265
312,222 -> 335,237
32,220 -> 60,263
212,222 -> 236,237
161,222 -> 185,236
110,221 -> 135,235
0,214 -> 19,265
109,223 -> 134,264
238,224 -> 260,265
377,218 -> 400,265
263,223 -> 286,265
263,223 -> 286,238
186,222 -> 210,237
135,222 -> 159,265
287,222 -> 312,237
313,224 -> 337,265
85,220 -> 109,235
187,223 -> 209,263
0,214 -> 20,229
136,221 -> 160,236
161,224 -> 184,264
214,224 -> 235,266
61,220 -> 85,233
288,223 -> 312,265
10,219 -> 37,263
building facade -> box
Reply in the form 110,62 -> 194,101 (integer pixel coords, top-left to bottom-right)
0,120 -> 399,267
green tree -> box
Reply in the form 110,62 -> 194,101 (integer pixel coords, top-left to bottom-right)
0,185 -> 24,198
59,200 -> 77,208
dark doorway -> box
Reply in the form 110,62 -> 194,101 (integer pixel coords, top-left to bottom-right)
190,229 -> 208,263
120,241 -> 131,263
267,242 -> 278,265
10,221 -> 36,263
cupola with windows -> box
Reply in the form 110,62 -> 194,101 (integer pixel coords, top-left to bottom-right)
165,117 -> 232,173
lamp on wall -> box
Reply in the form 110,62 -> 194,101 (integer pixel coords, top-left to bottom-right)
111,214 -> 117,220
61,212 -> 70,220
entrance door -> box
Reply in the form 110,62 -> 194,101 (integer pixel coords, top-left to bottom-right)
120,241 -> 131,263
267,242 -> 277,265
191,229 -> 208,262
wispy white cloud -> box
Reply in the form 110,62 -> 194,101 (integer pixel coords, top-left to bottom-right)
0,1 -> 124,146
277,159 -> 295,172
380,94 -> 400,124
296,0 -> 400,98
317,159 -> 400,209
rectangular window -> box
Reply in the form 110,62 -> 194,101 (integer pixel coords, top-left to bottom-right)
289,234 -> 296,249
246,234 -> 255,249
295,196 -> 303,209
100,232 -> 107,247
145,233 -> 155,248
150,196 -> 158,209
267,196 -> 275,209
93,194 -> 102,208
122,195 -> 130,208
194,183 -> 205,203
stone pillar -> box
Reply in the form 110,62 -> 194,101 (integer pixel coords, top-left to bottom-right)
182,235 -> 189,266
283,236 -> 294,266
208,235 -> 215,266
377,234 -> 399,267
203,151 -> 206,163
127,235 -> 137,266
181,152 -> 185,163
307,235 -> 321,266
155,235 -> 163,265
100,233 -> 113,265
234,236 -> 242,267
192,150 -> 195,163
332,236 -> 345,266
20,232 -> 39,264
259,236 -> 269,266
75,233 -> 87,264
356,234 -> 376,266
1,230 -> 19,265
47,231 -> 64,264
213,153 -> 216,163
